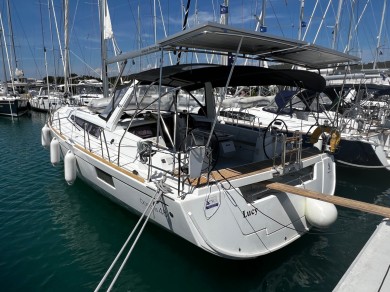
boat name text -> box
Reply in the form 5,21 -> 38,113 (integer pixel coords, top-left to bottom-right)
242,208 -> 260,218
139,197 -> 167,216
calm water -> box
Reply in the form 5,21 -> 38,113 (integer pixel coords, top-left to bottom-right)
0,112 -> 389,291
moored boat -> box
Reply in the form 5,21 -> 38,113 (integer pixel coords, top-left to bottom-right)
40,22 -> 361,259
29,86 -> 64,113
0,94 -> 28,117
221,83 -> 390,171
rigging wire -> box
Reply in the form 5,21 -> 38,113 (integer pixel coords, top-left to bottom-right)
268,0 -> 284,37
6,0 -> 17,72
7,2 -> 42,77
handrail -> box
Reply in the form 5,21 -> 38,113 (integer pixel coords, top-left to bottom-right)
101,129 -> 111,162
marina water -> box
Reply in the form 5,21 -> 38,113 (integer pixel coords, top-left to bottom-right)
1,112 -> 389,291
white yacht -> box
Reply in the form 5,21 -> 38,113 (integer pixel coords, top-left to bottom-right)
221,84 -> 390,171
41,22 -> 357,259
30,86 -> 64,112
71,80 -> 104,106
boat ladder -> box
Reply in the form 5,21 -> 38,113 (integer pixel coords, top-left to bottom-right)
273,131 -> 303,175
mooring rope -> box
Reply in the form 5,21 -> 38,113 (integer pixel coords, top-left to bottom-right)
94,188 -> 163,292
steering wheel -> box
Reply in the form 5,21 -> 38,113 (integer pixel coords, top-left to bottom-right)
263,119 -> 288,159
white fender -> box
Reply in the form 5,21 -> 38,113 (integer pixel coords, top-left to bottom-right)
305,198 -> 338,228
41,124 -> 51,148
64,150 -> 77,185
50,137 -> 60,166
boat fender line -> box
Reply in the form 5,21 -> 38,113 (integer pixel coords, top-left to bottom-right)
41,124 -> 51,148
64,150 -> 77,185
335,159 -> 390,169
187,212 -> 259,259
50,137 -> 60,166
309,126 -> 340,153
94,189 -> 163,292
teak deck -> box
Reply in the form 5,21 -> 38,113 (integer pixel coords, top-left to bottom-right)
189,148 -> 321,187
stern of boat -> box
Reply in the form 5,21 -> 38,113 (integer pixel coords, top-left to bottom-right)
180,152 -> 336,259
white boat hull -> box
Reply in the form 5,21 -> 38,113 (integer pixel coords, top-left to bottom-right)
49,120 -> 336,259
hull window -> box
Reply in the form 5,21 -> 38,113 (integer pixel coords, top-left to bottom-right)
96,167 -> 115,187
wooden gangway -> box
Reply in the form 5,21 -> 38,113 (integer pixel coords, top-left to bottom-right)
264,181 -> 390,218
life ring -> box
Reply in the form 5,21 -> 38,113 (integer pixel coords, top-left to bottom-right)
310,126 -> 340,153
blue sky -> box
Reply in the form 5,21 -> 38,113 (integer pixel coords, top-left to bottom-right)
2,0 -> 389,79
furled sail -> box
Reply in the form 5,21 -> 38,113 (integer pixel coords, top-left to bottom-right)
103,1 -> 113,40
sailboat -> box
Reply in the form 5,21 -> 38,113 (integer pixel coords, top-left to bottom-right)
69,79 -> 104,106
29,85 -> 64,112
0,5 -> 28,117
221,84 -> 390,170
41,3 -> 362,257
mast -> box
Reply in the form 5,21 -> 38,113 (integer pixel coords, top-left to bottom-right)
51,0 -> 65,71
6,0 -> 19,81
373,0 -> 387,69
220,0 -> 228,25
153,0 -> 157,68
176,0 -> 191,65
0,15 -> 8,95
253,1 -> 267,67
138,3 -> 141,71
332,0 -> 344,50
220,0 -> 229,65
344,0 -> 356,54
100,0 -> 109,98
48,0 -> 57,87
153,0 -> 157,45
298,0 -> 305,41
0,9 -> 14,94
40,0 -> 50,100
63,0 -> 70,95
260,0 -> 266,31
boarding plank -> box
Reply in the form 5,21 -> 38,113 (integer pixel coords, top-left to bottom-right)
264,182 -> 390,218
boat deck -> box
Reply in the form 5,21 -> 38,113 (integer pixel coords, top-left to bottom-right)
189,147 -> 321,187
334,219 -> 390,292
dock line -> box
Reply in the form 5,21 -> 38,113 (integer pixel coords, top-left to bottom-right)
94,188 -> 163,291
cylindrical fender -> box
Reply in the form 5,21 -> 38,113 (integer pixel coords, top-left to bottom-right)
41,124 -> 51,148
64,150 -> 77,185
50,137 -> 60,166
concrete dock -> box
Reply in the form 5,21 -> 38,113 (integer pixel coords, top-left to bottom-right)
334,219 -> 390,292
